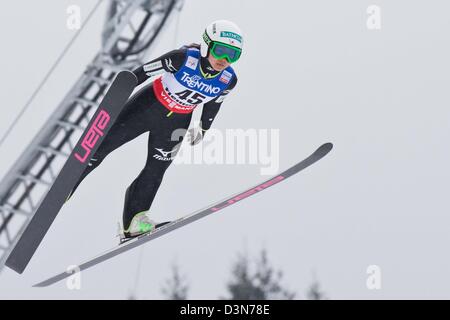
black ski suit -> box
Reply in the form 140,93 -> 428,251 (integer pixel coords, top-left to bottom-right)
70,46 -> 238,229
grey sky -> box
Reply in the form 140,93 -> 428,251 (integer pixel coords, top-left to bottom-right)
0,0 -> 450,299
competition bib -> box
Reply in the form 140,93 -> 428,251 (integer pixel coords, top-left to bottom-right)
153,48 -> 235,114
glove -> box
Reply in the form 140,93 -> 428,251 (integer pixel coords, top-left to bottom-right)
187,127 -> 206,146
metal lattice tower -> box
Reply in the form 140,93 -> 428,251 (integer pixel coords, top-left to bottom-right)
0,0 -> 184,272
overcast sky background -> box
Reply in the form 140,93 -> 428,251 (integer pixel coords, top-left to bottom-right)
0,0 -> 450,299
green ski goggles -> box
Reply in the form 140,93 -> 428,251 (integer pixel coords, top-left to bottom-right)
209,42 -> 242,63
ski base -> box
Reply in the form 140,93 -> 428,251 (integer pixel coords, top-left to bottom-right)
34,142 -> 333,287
5,71 -> 138,274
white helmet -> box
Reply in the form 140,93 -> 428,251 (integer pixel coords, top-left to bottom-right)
200,20 -> 243,63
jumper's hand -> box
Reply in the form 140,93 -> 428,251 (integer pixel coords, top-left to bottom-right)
187,127 -> 205,146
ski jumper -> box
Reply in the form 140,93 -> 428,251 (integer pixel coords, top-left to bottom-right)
70,47 -> 238,229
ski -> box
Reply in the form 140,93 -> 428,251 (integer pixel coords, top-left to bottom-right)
6,71 -> 138,274
34,142 -> 333,287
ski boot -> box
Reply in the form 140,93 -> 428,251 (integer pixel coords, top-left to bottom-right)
119,212 -> 157,244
